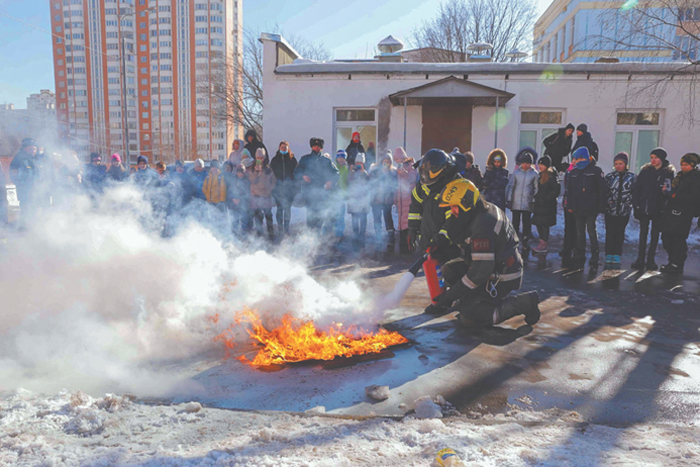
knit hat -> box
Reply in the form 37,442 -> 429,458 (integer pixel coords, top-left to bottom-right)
210,159 -> 221,169
111,153 -> 121,163
613,152 -> 629,166
566,123 -> 575,131
650,147 -> 668,162
464,151 -> 475,165
310,137 -> 324,149
539,155 -> 552,169
137,155 -> 148,165
681,152 -> 700,168
516,147 -> 536,165
242,157 -> 254,168
21,138 -> 36,147
576,123 -> 588,133
255,147 -> 266,159
90,152 -> 101,162
336,149 -> 347,160
194,158 -> 205,168
572,147 -> 590,169
352,131 -> 360,141
355,153 -> 366,165
175,160 -> 185,168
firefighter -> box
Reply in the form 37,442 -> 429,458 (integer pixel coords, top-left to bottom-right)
425,178 -> 541,327
407,149 -> 463,254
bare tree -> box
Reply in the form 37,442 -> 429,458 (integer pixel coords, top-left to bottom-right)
203,29 -> 331,138
409,0 -> 537,63
595,1 -> 700,125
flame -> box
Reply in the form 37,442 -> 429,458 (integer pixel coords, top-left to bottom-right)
214,308 -> 408,367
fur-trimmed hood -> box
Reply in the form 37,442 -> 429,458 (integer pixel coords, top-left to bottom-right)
640,160 -> 675,174
487,149 -> 508,169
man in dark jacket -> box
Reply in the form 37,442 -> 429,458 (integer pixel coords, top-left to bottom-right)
9,138 -> 39,226
631,147 -> 675,270
408,149 -> 462,255
424,178 -> 541,326
244,129 -> 268,164
543,123 -> 574,171
571,124 -> 599,162
187,159 -> 208,201
660,153 -> 700,274
270,141 -> 298,235
345,132 -> 365,166
564,147 -> 608,267
295,137 -> 339,231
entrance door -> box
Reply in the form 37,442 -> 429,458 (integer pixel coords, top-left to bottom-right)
421,105 -> 472,155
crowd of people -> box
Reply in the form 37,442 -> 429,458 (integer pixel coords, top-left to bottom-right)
2,125 -> 700,274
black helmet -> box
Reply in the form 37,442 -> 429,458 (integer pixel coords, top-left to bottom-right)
450,149 -> 467,174
419,149 -> 454,186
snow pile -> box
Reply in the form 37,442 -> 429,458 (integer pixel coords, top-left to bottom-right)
365,385 -> 391,401
413,396 -> 443,419
2,390 -> 698,467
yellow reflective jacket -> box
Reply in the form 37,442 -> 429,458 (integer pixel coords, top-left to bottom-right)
203,173 -> 227,204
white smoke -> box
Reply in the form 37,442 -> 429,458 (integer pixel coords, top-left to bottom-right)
0,182 -> 381,398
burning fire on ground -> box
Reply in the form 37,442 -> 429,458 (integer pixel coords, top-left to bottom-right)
212,308 -> 409,367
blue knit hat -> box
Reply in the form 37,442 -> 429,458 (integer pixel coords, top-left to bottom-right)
572,147 -> 590,169
336,149 -> 347,160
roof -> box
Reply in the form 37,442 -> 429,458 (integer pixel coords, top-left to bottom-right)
259,33 -> 301,61
275,61 -> 698,76
388,76 -> 514,106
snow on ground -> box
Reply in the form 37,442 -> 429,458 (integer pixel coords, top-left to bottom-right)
2,389 -> 698,467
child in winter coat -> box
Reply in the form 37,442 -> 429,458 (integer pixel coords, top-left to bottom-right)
334,149 -> 350,239
248,148 -> 277,240
506,147 -> 539,244
564,146 -> 608,268
202,160 -> 227,207
604,152 -> 637,268
393,147 -> 417,254
660,153 -> 700,274
370,151 -> 398,251
462,151 -> 483,190
346,154 -> 371,249
482,149 -> 509,211
531,156 -> 560,254
631,147 -> 676,270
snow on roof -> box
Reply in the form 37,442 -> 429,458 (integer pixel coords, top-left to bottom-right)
276,60 -> 699,76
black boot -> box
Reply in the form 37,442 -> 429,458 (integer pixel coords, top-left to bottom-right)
589,251 -> 600,268
494,291 -> 541,326
646,244 -> 658,270
424,303 -> 450,316
660,263 -> 683,275
631,257 -> 646,270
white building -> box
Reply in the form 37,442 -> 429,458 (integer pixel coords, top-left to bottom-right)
0,91 -> 58,158
260,34 -> 699,173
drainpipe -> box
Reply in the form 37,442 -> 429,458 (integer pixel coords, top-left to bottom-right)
403,97 -> 407,150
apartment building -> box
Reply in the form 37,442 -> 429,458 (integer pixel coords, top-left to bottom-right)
533,0 -> 699,63
50,0 -> 243,164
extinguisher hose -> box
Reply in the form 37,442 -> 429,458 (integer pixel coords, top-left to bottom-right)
408,253 -> 429,276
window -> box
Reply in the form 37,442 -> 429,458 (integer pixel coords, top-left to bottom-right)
614,111 -> 662,171
334,108 -> 377,157
518,109 -> 564,155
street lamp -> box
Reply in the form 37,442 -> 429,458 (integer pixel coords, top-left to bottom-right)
118,7 -> 156,166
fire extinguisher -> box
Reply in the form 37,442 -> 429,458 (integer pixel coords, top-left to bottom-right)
424,252 -> 446,304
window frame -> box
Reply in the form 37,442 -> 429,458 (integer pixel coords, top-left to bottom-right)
614,109 -> 663,172
333,107 -> 378,158
517,107 -> 566,156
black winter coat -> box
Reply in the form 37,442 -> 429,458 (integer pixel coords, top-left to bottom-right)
345,141 -> 365,166
564,159 -> 607,217
482,167 -> 509,211
632,161 -> 676,219
463,165 -> 484,191
662,169 -> 700,238
532,168 -> 560,227
270,151 -> 298,201
543,128 -> 573,170
572,132 -> 599,161
295,151 -> 339,206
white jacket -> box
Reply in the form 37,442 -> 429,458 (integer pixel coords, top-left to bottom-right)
506,167 -> 538,212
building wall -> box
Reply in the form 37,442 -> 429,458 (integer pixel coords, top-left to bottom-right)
533,0 -> 689,63
49,0 -> 242,164
262,43 -> 698,175
0,94 -> 58,158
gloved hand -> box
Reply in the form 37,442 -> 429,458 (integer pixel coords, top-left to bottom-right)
428,233 -> 451,257
432,278 -> 470,308
407,228 -> 419,252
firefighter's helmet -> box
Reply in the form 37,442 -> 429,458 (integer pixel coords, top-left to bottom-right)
439,178 -> 480,213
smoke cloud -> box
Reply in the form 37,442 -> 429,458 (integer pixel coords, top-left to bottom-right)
0,181 -> 381,398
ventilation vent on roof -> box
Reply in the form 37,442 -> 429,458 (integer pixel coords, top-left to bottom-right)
376,35 -> 404,63
467,43 -> 493,62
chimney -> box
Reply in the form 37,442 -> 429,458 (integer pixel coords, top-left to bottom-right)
376,35 -> 404,63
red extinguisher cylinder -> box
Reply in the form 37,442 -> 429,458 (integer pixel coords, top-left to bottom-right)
424,255 -> 446,304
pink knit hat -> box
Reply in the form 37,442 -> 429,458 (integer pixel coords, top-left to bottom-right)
111,153 -> 121,163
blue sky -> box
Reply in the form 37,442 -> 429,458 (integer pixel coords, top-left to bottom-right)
0,0 -> 553,108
